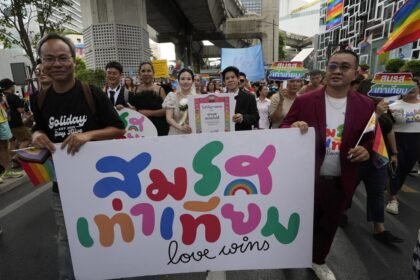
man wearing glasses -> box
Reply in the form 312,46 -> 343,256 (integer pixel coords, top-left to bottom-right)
31,33 -> 125,280
281,50 -> 374,280
238,72 -> 255,94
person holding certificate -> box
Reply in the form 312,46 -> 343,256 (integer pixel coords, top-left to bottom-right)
221,66 -> 259,131
163,68 -> 195,135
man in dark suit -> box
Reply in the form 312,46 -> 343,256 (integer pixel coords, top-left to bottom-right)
281,50 -> 374,280
104,61 -> 131,110
221,66 -> 259,130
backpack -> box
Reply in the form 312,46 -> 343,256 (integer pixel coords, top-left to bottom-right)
38,81 -> 96,116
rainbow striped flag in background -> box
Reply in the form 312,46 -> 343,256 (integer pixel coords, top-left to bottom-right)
15,148 -> 55,186
377,0 -> 420,54
372,124 -> 389,168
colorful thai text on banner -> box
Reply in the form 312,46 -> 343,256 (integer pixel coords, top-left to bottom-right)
53,129 -> 316,280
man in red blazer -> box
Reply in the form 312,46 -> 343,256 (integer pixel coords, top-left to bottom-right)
281,50 -> 374,280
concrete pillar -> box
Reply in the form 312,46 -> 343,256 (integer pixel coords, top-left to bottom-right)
81,0 -> 150,75
261,0 -> 279,64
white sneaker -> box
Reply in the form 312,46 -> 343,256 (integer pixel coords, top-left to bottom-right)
386,200 -> 399,215
312,263 -> 336,280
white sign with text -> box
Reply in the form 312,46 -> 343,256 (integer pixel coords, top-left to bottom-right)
53,129 -> 315,280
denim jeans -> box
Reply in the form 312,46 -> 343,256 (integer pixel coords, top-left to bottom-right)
51,192 -> 75,280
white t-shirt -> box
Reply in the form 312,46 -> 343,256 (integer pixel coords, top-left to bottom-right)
320,94 -> 347,176
389,100 -> 420,133
257,98 -> 271,129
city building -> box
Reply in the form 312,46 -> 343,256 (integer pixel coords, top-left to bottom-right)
81,0 -> 150,75
316,0 -> 419,72
48,0 -> 83,33
241,0 -> 262,15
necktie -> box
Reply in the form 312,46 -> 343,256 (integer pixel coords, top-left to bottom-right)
109,90 -> 115,105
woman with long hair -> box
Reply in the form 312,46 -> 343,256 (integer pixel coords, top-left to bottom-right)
162,68 -> 195,135
256,85 -> 271,129
129,62 -> 169,136
124,76 -> 136,92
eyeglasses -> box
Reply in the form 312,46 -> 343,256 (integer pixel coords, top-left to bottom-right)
327,63 -> 355,72
41,56 -> 73,65
239,79 -> 245,82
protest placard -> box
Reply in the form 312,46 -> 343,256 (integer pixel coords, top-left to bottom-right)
368,73 -> 417,98
53,129 -> 315,280
268,61 -> 307,81
152,60 -> 169,78
118,108 -> 157,138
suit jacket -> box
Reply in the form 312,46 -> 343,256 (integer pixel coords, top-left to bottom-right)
234,89 -> 259,131
105,86 -> 131,107
281,87 -> 375,201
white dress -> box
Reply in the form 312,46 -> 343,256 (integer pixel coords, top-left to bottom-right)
162,91 -> 191,135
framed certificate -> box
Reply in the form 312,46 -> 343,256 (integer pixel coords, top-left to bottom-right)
188,93 -> 235,133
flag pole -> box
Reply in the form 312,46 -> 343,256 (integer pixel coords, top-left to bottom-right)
354,112 -> 376,148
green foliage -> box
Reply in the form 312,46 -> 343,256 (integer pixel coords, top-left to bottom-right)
385,58 -> 405,73
76,69 -> 106,88
0,0 -> 72,72
278,32 -> 286,60
75,57 -> 87,73
400,60 -> 420,77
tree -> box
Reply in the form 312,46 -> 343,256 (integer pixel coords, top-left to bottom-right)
76,68 -> 106,88
385,58 -> 405,73
0,0 -> 72,73
278,32 -> 286,60
400,60 -> 420,77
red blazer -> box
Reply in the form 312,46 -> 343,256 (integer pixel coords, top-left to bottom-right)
281,87 -> 375,201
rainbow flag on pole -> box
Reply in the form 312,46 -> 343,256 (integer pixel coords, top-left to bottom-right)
15,148 -> 55,186
377,0 -> 420,54
372,124 -> 389,168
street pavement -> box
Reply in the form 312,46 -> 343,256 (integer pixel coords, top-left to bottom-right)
0,173 -> 419,280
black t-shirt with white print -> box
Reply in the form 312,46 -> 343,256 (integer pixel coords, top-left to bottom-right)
32,80 -> 124,192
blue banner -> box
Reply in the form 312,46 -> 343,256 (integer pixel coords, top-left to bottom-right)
221,45 -> 265,82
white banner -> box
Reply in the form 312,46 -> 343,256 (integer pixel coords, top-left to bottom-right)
53,129 -> 315,280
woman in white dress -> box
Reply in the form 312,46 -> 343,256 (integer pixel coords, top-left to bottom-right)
163,68 -> 195,135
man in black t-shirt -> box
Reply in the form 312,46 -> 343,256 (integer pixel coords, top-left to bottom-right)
32,33 -> 125,280
0,78 -> 31,149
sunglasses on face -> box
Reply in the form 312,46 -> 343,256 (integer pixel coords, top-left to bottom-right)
327,63 -> 355,72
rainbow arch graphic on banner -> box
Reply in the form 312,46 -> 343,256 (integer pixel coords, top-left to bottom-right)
224,179 -> 258,196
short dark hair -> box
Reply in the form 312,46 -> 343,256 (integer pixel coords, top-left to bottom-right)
37,33 -> 76,58
309,69 -> 324,77
177,68 -> 194,81
239,72 -> 247,79
351,74 -> 366,86
329,49 -> 359,68
139,61 -> 154,73
105,61 -> 123,73
222,66 -> 240,81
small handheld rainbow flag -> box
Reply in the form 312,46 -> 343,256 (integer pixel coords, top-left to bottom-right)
372,124 -> 389,168
15,148 -> 55,186
354,112 -> 376,147
377,0 -> 420,54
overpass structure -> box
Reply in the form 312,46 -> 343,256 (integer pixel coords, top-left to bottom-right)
82,0 -> 279,73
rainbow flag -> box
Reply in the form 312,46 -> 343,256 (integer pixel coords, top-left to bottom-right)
377,0 -> 420,54
15,148 -> 55,186
326,0 -> 344,30
372,124 -> 389,168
